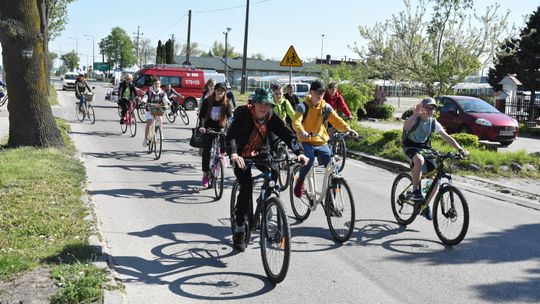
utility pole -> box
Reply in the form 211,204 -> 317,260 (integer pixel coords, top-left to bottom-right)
240,0 -> 250,94
133,26 -> 143,66
185,10 -> 192,65
320,34 -> 325,65
223,27 -> 231,83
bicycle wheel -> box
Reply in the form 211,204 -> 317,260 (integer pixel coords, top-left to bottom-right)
325,178 -> 355,243
260,197 -> 291,284
179,107 -> 190,125
333,137 -> 347,173
87,105 -> 95,124
275,147 -> 290,191
213,158 -> 224,200
117,106 -> 122,117
137,106 -> 147,123
120,116 -> 128,133
154,126 -> 162,160
288,165 -> 311,221
390,172 -> 418,225
433,185 -> 469,246
76,104 -> 84,122
230,180 -> 240,235
166,110 -> 176,123
0,95 -> 7,107
129,113 -> 137,137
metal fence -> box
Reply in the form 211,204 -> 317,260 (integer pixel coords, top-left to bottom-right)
499,94 -> 540,125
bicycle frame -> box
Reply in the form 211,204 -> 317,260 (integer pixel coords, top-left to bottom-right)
124,99 -> 137,124
304,157 -> 336,211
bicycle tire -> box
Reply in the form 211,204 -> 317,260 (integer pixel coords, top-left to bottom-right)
333,137 -> 347,173
117,106 -> 122,117
230,180 -> 240,235
76,104 -> 85,122
129,113 -> 137,137
87,105 -> 95,124
390,172 -> 418,225
154,126 -> 162,160
213,158 -> 224,200
433,185 -> 469,246
120,117 -> 128,133
325,178 -> 355,243
260,197 -> 291,284
275,147 -> 290,191
147,136 -> 153,154
137,106 -> 147,123
179,107 -> 190,125
289,165 -> 311,221
166,110 -> 176,123
0,95 -> 7,107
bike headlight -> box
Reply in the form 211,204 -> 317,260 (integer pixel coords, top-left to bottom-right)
269,180 -> 275,187
475,118 -> 492,127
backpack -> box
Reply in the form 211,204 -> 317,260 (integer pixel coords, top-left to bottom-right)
402,117 -> 436,147
297,101 -> 333,124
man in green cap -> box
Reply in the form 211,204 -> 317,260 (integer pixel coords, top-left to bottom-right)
226,88 -> 308,252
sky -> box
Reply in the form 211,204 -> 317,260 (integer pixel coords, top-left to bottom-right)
3,0 -> 540,68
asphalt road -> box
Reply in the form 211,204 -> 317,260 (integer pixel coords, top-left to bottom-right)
56,82 -> 540,303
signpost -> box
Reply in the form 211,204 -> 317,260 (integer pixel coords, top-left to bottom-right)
93,62 -> 110,72
280,45 -> 302,85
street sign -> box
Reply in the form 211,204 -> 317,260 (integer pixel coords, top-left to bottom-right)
280,45 -> 302,67
93,62 -> 110,71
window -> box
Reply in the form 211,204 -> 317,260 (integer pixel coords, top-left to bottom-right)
297,84 -> 309,93
440,99 -> 457,113
159,76 -> 181,87
135,74 -> 154,87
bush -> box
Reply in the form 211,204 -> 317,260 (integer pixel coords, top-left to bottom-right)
401,108 -> 413,120
373,103 -> 395,119
382,129 -> 401,141
339,82 -> 373,118
450,133 -> 479,148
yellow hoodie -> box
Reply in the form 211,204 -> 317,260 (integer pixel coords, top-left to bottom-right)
292,96 -> 350,146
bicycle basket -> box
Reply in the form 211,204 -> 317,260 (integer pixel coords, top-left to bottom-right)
84,93 -> 95,102
149,103 -> 167,115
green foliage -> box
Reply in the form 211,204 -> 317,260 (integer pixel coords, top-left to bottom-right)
373,103 -> 396,119
401,108 -> 414,120
50,263 -> 108,304
46,0 -> 75,41
451,133 -> 479,148
211,40 -> 238,58
60,51 -> 79,71
338,82 -> 374,117
98,27 -> 136,69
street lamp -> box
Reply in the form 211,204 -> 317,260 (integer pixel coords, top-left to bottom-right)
223,27 -> 231,83
320,34 -> 325,64
84,34 -> 95,70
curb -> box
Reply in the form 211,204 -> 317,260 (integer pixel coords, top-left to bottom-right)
347,150 -> 540,211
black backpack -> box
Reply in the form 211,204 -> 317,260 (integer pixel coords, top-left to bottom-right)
402,117 -> 436,147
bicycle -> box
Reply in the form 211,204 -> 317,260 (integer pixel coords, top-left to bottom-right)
136,100 -> 147,123
146,104 -> 167,160
230,158 -> 293,284
271,139 -> 291,191
120,98 -> 137,137
166,99 -> 190,125
0,92 -> 7,108
390,150 -> 470,246
75,92 -> 95,124
205,129 -> 226,200
289,132 -> 356,243
328,127 -> 347,173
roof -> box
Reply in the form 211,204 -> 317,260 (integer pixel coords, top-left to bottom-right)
173,55 -> 318,72
499,74 -> 523,86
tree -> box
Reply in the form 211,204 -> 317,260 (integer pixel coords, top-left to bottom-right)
60,50 -> 79,71
0,0 -> 64,148
48,51 -> 58,73
487,38 -> 519,91
353,0 -> 509,96
251,53 -> 265,60
156,40 -> 164,64
211,40 -> 237,58
139,38 -> 156,65
179,42 -> 204,56
98,27 -> 136,69
164,39 -> 175,64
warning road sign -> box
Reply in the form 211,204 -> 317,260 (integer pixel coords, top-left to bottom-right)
280,45 -> 302,67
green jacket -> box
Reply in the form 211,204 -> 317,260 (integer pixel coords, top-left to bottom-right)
273,97 -> 295,122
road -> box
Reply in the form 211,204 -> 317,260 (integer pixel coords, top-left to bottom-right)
55,82 -> 540,303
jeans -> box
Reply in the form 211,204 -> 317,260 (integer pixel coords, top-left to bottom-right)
299,143 -> 332,180
78,95 -> 86,111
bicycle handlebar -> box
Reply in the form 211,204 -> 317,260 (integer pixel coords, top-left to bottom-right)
428,150 -> 466,160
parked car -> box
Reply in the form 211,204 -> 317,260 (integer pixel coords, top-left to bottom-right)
62,72 -> 78,90
437,95 -> 519,146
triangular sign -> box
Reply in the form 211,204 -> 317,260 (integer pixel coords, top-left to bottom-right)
280,45 -> 302,67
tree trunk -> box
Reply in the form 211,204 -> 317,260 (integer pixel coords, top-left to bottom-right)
0,0 -> 63,148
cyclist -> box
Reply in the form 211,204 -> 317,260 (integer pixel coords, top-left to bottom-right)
164,84 -> 184,117
403,97 -> 469,220
75,73 -> 92,114
284,84 -> 300,109
292,80 -> 358,198
323,82 -> 353,120
198,82 -> 234,188
118,73 -> 138,124
227,88 -> 308,252
225,81 -> 237,109
142,79 -> 171,147
271,83 -> 295,125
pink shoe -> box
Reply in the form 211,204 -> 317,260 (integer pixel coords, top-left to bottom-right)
202,175 -> 209,188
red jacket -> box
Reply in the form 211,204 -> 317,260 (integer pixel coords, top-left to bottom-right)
323,91 -> 352,118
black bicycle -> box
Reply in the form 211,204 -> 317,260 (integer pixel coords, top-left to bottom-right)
205,129 -> 226,200
391,150 -> 470,246
166,100 -> 190,125
329,129 -> 347,173
230,158 -> 293,284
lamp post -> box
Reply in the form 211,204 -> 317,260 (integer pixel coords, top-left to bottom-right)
320,34 -> 325,64
223,27 -> 231,83
84,34 -> 95,68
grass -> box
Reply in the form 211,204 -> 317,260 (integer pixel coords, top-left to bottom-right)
49,84 -> 58,106
50,262 -> 108,304
0,117 -> 109,301
347,122 -> 540,178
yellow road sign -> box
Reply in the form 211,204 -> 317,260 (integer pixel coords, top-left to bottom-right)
280,45 -> 302,67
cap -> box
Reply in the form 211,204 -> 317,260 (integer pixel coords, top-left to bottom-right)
421,97 -> 437,107
309,80 -> 325,93
252,88 -> 275,106
214,82 -> 227,91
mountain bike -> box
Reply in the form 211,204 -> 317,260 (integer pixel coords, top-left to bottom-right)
166,100 -> 190,125
328,127 -> 347,173
120,98 -> 137,137
206,129 -> 226,200
75,92 -> 95,124
390,150 -> 469,246
289,131 -> 356,243
230,158 -> 293,284
146,104 -> 167,160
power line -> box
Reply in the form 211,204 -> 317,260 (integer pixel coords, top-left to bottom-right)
148,12 -> 189,41
194,0 -> 270,13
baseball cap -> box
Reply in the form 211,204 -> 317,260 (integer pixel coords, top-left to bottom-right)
214,82 -> 227,91
252,88 -> 275,106
421,97 -> 437,107
309,80 -> 325,93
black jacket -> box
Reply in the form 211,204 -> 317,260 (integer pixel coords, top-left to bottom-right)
118,81 -> 138,100
226,105 -> 303,156
198,97 -> 233,129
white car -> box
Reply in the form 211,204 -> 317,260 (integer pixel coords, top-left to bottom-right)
62,72 -> 78,90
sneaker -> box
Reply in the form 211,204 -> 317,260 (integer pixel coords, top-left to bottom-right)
202,175 -> 209,188
293,179 -> 304,198
421,205 -> 433,221
142,138 -> 149,147
410,189 -> 424,202
120,118 -> 124,124
233,232 -> 246,252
